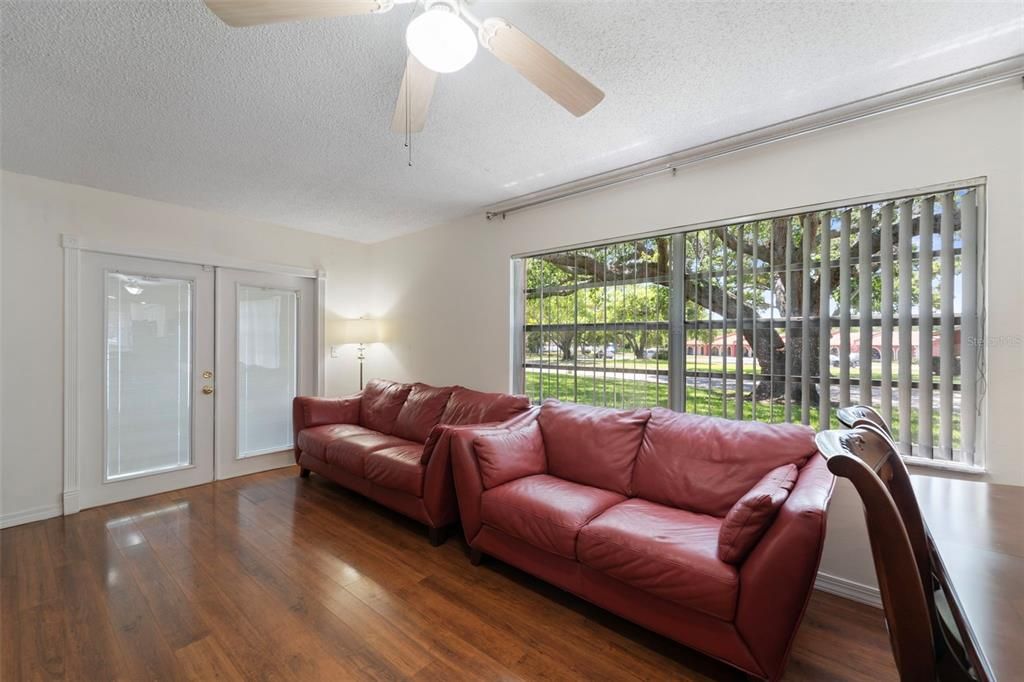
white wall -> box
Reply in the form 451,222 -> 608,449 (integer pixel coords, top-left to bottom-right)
0,171 -> 373,524
363,81 -> 1024,590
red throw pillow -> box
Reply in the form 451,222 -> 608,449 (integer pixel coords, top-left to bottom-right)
717,464 -> 799,564
473,420 -> 546,489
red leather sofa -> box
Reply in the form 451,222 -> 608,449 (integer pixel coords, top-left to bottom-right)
449,400 -> 835,681
292,378 -> 530,544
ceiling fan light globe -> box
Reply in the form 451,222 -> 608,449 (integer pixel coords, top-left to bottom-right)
405,6 -> 477,74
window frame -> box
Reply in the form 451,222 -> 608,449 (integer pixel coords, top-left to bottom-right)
510,177 -> 988,474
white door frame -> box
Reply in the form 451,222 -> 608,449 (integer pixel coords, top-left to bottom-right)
61,234 -> 326,515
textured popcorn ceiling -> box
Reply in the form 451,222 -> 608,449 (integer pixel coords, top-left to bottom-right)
2,1 -> 1022,243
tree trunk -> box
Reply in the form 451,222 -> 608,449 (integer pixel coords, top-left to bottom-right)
684,279 -> 821,406
622,332 -> 647,360
552,331 -> 575,362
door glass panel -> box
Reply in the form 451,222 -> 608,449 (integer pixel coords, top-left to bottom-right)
237,286 -> 297,458
105,273 -> 193,480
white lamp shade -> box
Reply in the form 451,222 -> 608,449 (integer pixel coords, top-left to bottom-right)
331,317 -> 383,345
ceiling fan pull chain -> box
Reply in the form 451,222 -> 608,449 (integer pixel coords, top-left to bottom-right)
407,59 -> 413,166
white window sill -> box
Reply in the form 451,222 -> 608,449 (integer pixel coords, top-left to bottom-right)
903,455 -> 987,477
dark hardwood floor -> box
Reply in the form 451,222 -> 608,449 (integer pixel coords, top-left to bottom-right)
1,466 -> 897,681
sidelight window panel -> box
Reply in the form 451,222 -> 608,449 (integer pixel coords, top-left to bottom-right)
514,183 -> 985,467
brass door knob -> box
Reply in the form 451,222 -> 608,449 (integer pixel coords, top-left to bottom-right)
202,385 -> 214,395
202,370 -> 214,379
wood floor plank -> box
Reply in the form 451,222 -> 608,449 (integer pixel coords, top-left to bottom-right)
101,564 -> 189,682
222,491 -> 436,677
344,575 -> 524,681
7,599 -> 65,681
0,466 -> 898,681
117,539 -> 210,651
174,636 -> 245,682
54,560 -> 131,682
160,490 -> 374,681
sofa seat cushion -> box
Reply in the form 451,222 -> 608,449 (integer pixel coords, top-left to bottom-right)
297,424 -> 380,461
481,474 -> 625,560
323,432 -> 415,478
578,499 -> 739,621
364,444 -> 426,496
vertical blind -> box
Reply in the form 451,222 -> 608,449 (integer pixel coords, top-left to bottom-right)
515,183 -> 984,466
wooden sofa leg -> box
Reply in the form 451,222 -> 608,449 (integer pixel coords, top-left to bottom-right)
428,527 -> 447,547
469,548 -> 483,566
299,467 -> 311,478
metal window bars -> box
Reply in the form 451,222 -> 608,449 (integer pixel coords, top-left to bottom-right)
516,184 -> 983,465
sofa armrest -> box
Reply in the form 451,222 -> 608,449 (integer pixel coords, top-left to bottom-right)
734,453 -> 835,680
442,409 -> 534,542
419,403 -> 540,532
421,407 -> 539,466
292,394 -> 362,462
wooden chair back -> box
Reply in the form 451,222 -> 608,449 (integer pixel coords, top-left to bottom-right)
815,425 -> 937,681
834,415 -> 933,607
836,404 -> 891,435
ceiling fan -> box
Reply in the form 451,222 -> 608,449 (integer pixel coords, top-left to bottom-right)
203,0 -> 605,134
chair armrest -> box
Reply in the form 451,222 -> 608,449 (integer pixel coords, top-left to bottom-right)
735,453 -> 835,681
292,393 -> 362,462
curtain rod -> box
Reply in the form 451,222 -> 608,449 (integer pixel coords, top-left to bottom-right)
483,55 -> 1024,221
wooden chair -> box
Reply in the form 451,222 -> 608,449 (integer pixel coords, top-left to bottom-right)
836,404 -> 891,435
815,423 -> 974,681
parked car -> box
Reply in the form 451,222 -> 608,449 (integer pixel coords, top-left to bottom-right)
829,352 -> 861,368
595,344 -> 616,359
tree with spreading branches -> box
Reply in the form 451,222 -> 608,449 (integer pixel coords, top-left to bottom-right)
526,203 -> 945,404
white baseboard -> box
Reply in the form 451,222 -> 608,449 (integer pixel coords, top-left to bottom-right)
0,503 -> 62,529
63,490 -> 81,515
814,571 -> 882,608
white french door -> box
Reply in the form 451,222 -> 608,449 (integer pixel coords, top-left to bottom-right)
214,269 -> 316,479
77,254 -> 317,508
79,253 -> 216,509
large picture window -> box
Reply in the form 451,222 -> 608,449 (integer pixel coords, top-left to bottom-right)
513,182 -> 985,467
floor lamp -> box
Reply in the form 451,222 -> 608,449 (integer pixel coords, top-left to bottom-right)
332,317 -> 383,390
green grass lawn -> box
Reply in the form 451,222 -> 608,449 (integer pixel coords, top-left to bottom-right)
524,371 -> 961,449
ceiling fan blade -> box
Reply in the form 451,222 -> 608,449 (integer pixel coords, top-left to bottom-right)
479,18 -> 604,117
204,0 -> 388,27
391,55 -> 438,134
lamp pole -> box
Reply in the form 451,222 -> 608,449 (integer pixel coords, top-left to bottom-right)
357,341 -> 366,390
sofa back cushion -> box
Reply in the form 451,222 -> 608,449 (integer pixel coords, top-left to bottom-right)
536,401 -> 650,496
633,408 -> 816,517
473,419 -> 547,489
717,464 -> 799,564
439,386 -> 530,426
392,383 -> 454,443
359,379 -> 412,435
